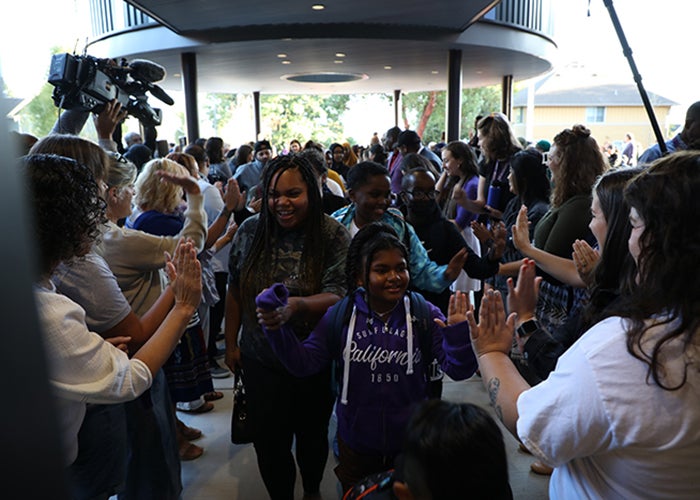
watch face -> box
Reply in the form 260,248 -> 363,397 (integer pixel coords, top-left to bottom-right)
518,319 -> 539,337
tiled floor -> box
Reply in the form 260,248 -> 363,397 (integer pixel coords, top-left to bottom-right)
177,372 -> 550,499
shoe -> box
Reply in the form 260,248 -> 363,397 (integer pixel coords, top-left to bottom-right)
210,361 -> 231,379
203,391 -> 224,401
519,442 -> 532,454
214,347 -> 226,359
177,401 -> 214,414
530,460 -> 554,475
179,442 -> 204,461
177,418 -> 203,441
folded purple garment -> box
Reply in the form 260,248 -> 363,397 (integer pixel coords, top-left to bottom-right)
255,283 -> 289,310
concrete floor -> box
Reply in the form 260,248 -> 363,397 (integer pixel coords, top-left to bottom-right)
176,373 -> 550,499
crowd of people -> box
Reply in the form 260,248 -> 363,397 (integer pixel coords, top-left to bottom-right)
13,97 -> 700,499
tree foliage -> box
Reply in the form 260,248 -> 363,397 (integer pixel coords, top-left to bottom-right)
400,85 -> 501,143
260,94 -> 350,150
204,93 -> 238,134
16,82 -> 59,138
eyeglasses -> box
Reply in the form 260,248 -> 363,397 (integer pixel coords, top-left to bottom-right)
402,189 -> 438,201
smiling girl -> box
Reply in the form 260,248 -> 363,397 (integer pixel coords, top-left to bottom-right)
224,154 -> 351,499
256,222 -> 477,493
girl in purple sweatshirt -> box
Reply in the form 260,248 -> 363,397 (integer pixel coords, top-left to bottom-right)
256,222 -> 477,493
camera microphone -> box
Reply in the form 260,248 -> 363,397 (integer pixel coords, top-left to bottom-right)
147,83 -> 175,106
129,59 -> 166,83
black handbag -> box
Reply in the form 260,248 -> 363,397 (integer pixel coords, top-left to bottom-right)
230,369 -> 254,444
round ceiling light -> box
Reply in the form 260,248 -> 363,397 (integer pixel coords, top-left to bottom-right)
282,72 -> 368,84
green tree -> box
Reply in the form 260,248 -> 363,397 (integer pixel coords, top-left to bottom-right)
261,94 -> 350,149
16,82 -> 58,138
204,93 -> 238,134
399,85 -> 501,143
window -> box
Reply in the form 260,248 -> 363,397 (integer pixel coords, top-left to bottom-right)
513,107 -> 525,124
585,106 -> 605,123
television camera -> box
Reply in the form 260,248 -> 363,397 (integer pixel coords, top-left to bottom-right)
48,53 -> 174,128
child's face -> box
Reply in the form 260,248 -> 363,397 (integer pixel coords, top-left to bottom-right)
349,174 -> 392,226
267,168 -> 309,230
362,248 -> 409,312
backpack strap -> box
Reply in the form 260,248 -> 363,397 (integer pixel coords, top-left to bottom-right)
408,291 -> 435,381
327,295 -> 354,399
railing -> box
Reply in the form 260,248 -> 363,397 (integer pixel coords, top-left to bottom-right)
89,0 -> 156,38
483,0 -> 554,37
89,0 -> 553,39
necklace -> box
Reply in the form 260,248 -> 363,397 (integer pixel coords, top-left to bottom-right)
373,301 -> 399,318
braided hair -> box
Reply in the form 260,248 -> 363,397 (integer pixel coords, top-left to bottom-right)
240,154 -> 326,319
345,222 -> 408,295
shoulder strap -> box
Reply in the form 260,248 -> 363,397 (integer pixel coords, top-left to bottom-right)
408,291 -> 434,375
328,295 -> 354,397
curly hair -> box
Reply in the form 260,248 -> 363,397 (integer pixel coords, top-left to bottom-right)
239,154 -> 326,319
345,222 -> 408,294
29,134 -> 109,182
438,140 -> 479,216
476,113 -> 522,162
24,154 -> 106,276
550,124 -> 608,207
613,151 -> 700,390
134,158 -> 188,213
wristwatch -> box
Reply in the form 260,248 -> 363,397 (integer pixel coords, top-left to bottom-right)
516,318 -> 540,338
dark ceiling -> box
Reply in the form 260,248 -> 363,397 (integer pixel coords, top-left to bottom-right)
115,0 -> 556,95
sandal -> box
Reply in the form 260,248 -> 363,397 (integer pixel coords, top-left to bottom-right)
179,442 -> 204,461
203,391 -> 224,402
177,401 -> 214,414
177,418 -> 202,441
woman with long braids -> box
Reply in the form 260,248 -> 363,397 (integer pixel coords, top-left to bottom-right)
223,154 -> 351,500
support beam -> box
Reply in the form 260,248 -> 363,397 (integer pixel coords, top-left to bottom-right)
393,90 -> 402,128
253,91 -> 261,140
501,74 -> 513,120
180,52 -> 199,144
446,49 -> 463,142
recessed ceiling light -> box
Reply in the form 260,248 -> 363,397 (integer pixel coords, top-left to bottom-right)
476,70 -> 483,74
384,65 -> 392,70
282,60 -> 292,65
431,70 -> 439,74
277,53 -> 287,58
335,52 -> 346,58
173,73 -> 181,77
312,4 -> 325,10
334,60 -> 343,64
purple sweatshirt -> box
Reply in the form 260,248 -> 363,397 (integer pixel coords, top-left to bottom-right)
257,285 -> 477,456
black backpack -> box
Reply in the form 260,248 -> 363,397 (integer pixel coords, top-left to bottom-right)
326,290 -> 435,398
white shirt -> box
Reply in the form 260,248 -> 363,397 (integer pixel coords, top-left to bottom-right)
35,282 -> 152,465
517,316 -> 700,499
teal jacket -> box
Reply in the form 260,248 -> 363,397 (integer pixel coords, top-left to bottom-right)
331,205 -> 452,293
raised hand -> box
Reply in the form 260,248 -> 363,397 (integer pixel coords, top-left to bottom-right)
506,258 -> 541,326
467,290 -> 516,358
169,238 -> 202,311
489,220 -> 507,261
511,204 -> 532,253
94,99 -> 127,140
470,220 -> 492,243
222,177 -> 243,211
156,169 -> 201,195
445,247 -> 469,281
572,239 -> 600,286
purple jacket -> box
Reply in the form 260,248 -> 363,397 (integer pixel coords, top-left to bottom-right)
257,285 -> 476,456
